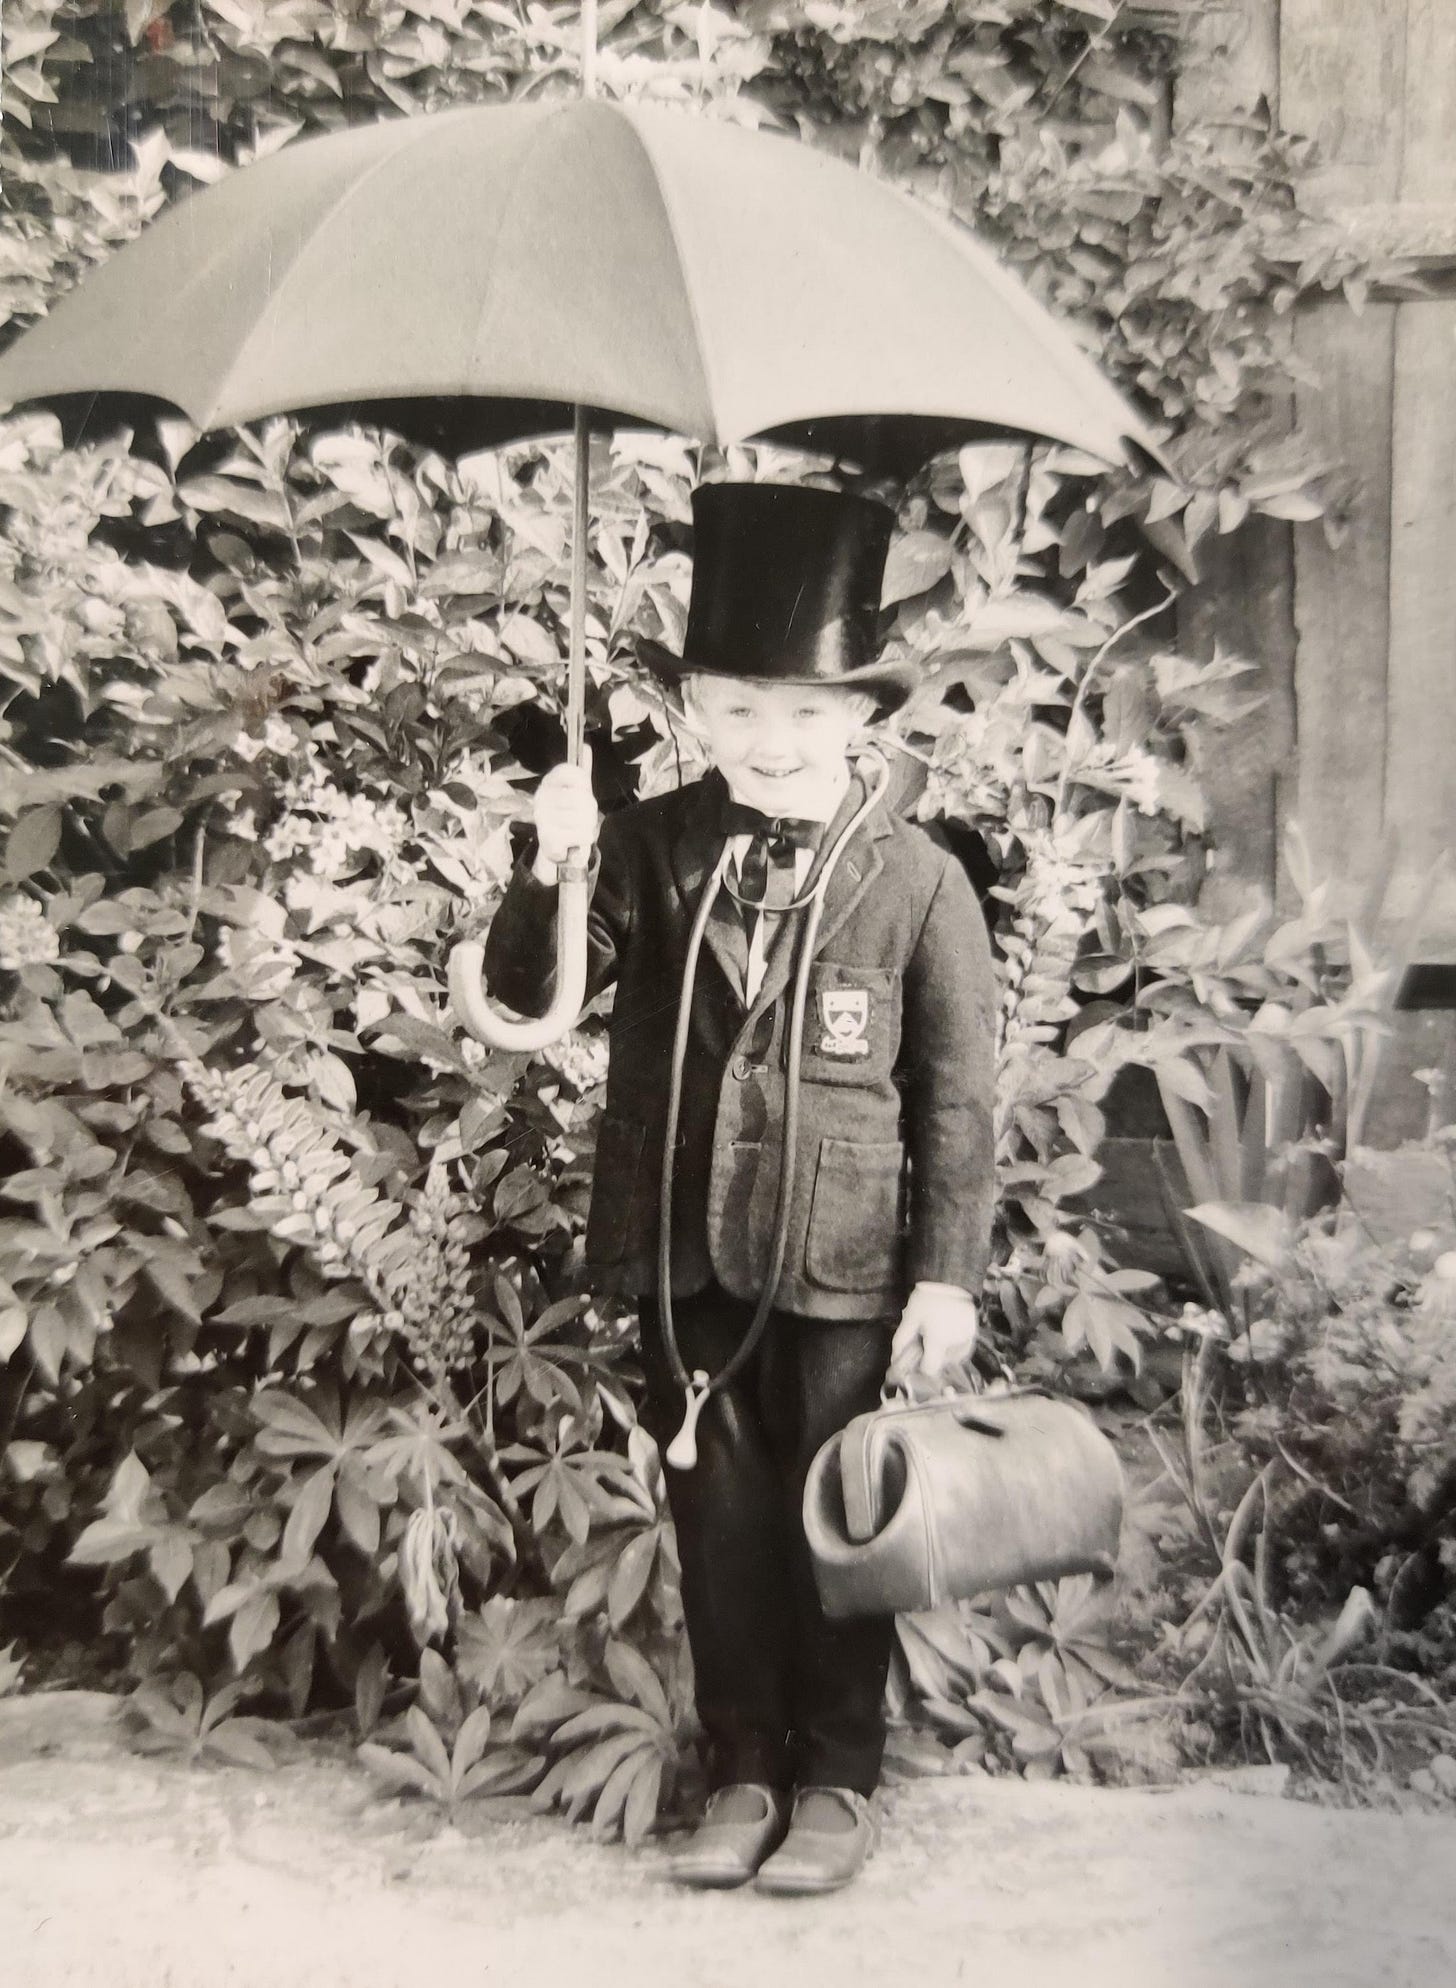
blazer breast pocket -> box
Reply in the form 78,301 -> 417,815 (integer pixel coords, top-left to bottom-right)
801,963 -> 900,1086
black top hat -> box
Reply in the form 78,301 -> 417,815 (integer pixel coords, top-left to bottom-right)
643,482 -> 914,714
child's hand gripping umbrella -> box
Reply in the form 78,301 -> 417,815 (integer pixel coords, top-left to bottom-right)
0,60 -> 1164,1047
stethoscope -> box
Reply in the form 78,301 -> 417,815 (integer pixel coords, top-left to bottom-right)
656,747 -> 893,1469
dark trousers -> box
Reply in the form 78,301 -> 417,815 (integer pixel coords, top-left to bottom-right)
639,1285 -> 896,1798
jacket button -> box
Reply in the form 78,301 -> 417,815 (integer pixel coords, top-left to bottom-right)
731,1055 -> 752,1080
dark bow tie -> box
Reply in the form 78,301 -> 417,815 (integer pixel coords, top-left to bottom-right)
719,801 -> 822,914
719,800 -> 822,853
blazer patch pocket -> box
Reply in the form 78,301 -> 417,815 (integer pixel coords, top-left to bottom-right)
802,963 -> 899,1085
585,1113 -> 648,1266
805,1136 -> 905,1291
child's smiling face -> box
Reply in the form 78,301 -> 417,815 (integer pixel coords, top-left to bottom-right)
686,674 -> 874,819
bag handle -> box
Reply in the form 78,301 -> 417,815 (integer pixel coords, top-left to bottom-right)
838,1415 -> 884,1546
838,1385 -> 1041,1544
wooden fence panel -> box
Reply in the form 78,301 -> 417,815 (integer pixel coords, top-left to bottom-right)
1163,2 -> 1456,1139
1276,0 -> 1456,923
1290,301 -> 1395,890
1279,0 -> 1410,206
1400,0 -> 1456,204
1385,302 -> 1456,882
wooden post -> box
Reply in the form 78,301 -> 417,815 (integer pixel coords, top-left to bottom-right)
1172,1 -> 1296,909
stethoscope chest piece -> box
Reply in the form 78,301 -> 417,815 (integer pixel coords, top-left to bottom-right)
665,1369 -> 712,1471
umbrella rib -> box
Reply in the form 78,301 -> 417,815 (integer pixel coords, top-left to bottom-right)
620,113 -> 719,443
461,109 -> 579,402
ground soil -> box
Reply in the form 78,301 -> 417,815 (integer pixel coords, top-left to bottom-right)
2,1692 -> 1452,1988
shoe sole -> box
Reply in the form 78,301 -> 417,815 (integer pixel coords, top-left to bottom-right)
755,1844 -> 871,1892
755,1867 -> 864,1896
669,1864 -> 760,1889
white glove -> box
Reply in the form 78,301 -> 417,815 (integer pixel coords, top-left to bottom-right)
531,748 -> 599,883
888,1281 -> 980,1391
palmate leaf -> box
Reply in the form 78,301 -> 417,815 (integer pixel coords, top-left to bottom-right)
622,1755 -> 665,1848
357,1740 -> 449,1801
418,1648 -> 464,1733
606,1524 -> 664,1630
458,1597 -> 560,1704
551,1702 -> 662,1746
591,1749 -> 646,1840
451,1704 -> 495,1781
508,1443 -> 641,1548
203,1719 -> 277,1772
915,1691 -> 987,1740
253,1386 -> 389,1464
970,1689 -> 1063,1760
522,1643 -> 678,1845
488,1293 -> 610,1415
131,1673 -> 204,1743
543,1731 -> 652,1825
457,1749 -> 539,1800
602,1638 -> 673,1729
405,1704 -> 453,1785
895,1622 -> 957,1704
281,1462 -> 335,1565
358,1704 -> 536,1808
127,1674 -> 276,1770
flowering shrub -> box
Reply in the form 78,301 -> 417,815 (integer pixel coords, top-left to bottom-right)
1210,1209 -> 1456,1616
0,0 -> 1425,1821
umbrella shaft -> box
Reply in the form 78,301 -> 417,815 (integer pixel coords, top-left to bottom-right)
567,4 -> 597,772
581,0 -> 598,99
568,403 -> 589,768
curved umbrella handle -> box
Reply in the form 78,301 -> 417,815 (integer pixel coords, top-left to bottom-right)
450,399 -> 597,1054
448,856 -> 590,1051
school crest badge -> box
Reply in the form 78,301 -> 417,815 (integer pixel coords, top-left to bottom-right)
818,986 -> 870,1058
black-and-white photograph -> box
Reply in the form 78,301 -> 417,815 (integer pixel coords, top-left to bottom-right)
0,3 -> 1452,1983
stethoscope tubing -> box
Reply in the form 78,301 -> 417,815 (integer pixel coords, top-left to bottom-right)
654,752 -> 892,1424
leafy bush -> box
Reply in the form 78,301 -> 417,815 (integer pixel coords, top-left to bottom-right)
1207,1206 -> 1456,1620
0,0 -> 1422,1827
1132,1199 -> 1456,1794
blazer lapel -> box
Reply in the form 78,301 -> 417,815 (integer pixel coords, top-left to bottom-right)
670,771 -> 747,1002
745,771 -> 891,1026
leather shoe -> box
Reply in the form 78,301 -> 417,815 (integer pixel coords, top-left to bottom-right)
667,1783 -> 790,1888
754,1786 -> 877,1896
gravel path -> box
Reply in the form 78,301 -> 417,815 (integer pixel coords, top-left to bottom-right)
2,1693 -> 1452,1988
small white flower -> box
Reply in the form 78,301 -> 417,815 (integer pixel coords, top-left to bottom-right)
0,893 -> 60,969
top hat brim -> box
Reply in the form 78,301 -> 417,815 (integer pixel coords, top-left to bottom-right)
637,639 -> 917,717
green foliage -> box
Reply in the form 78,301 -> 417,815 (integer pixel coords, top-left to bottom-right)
897,438 -> 1258,1373
126,1668 -> 278,1768
1208,1207 -> 1456,1575
0,0 -> 1422,1826
358,1649 -> 536,1810
1148,1328 -> 1456,1791
893,1574 -> 1157,1783
0,1641 -> 23,1696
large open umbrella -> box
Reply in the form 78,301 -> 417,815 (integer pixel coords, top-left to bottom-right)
0,101 -> 1156,474
0,66 -> 1162,1048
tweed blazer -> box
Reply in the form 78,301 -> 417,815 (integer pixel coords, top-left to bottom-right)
482,769 -> 997,1321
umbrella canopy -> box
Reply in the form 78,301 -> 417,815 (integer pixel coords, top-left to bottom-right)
0,99 -> 1159,476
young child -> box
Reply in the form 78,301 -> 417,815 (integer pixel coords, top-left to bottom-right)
483,481 -> 996,1895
